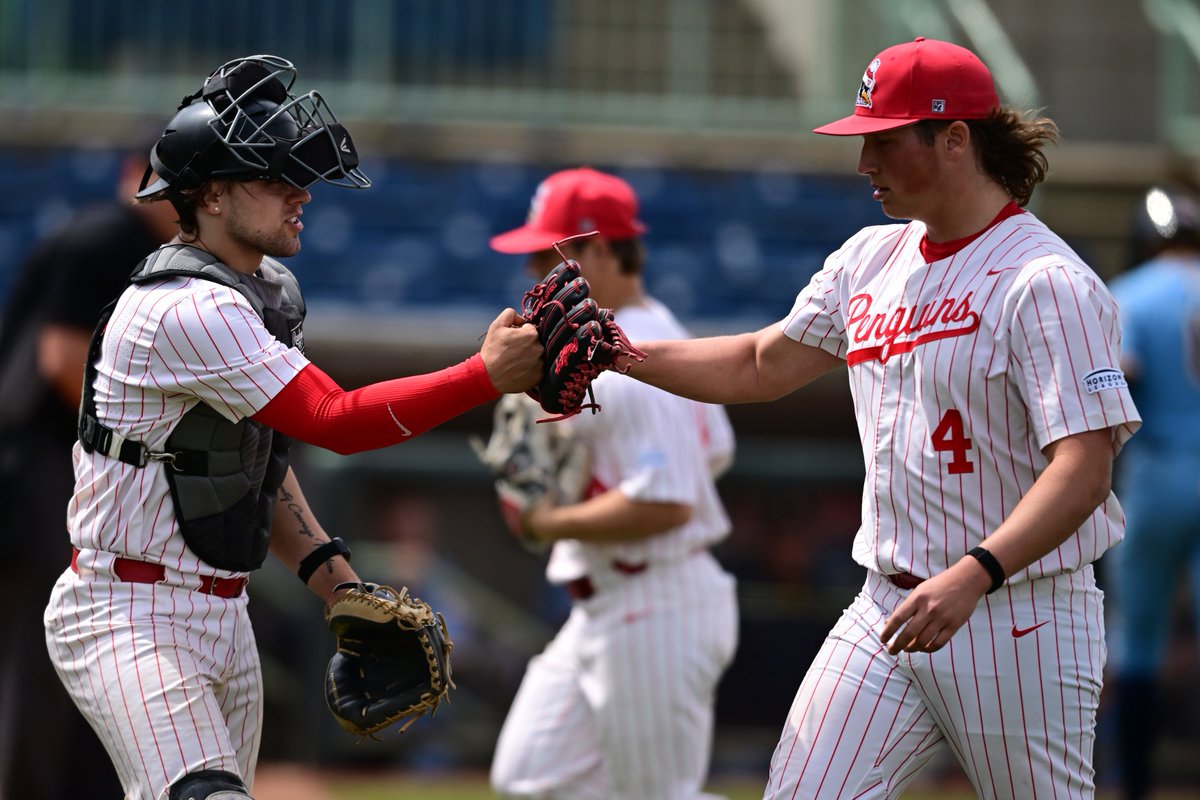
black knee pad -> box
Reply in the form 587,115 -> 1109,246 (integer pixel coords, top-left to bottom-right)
169,769 -> 253,800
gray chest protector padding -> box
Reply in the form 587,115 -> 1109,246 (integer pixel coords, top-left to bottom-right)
130,245 -> 306,572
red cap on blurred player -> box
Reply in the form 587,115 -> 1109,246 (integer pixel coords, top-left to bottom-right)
814,37 -> 1000,136
490,167 -> 647,254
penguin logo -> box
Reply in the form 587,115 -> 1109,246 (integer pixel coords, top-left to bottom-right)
857,58 -> 881,108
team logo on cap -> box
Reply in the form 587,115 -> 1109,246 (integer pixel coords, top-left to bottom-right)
527,181 -> 551,223
856,58 -> 881,109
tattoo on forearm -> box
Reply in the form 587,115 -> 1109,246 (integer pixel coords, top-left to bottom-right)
288,503 -> 315,539
280,486 -> 328,575
278,488 -> 316,540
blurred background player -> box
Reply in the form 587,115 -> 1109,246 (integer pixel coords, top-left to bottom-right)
0,146 -> 177,799
486,167 -> 739,800
1104,184 -> 1200,800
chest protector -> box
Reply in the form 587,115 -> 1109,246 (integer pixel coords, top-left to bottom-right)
78,244 -> 306,572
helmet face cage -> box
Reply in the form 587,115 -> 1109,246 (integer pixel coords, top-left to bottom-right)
150,54 -> 371,194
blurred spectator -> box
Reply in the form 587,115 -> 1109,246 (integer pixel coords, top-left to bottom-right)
1105,184 -> 1200,800
0,147 -> 176,799
374,493 -> 501,766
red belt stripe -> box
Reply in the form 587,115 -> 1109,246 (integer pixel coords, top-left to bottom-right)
885,571 -> 925,590
71,548 -> 247,598
564,559 -> 648,601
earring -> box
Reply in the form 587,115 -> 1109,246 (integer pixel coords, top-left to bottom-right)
213,206 -> 220,213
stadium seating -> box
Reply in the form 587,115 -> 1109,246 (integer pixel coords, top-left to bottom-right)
0,149 -> 889,326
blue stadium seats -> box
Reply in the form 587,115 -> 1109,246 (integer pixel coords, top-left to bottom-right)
0,148 -> 887,327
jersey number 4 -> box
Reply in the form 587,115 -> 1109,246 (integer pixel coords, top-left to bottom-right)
932,409 -> 974,475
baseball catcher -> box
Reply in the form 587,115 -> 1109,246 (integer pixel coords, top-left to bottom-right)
520,241 -> 647,420
324,582 -> 454,737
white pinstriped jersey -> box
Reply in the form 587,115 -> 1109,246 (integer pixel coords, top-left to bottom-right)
68,275 -> 308,583
781,210 -> 1141,582
493,296 -> 738,800
545,297 -> 734,584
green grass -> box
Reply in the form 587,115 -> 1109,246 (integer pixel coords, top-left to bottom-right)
323,774 -> 980,799
260,760 -> 1199,799
327,777 -> 766,799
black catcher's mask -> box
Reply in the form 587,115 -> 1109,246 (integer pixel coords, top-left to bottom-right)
137,54 -> 371,198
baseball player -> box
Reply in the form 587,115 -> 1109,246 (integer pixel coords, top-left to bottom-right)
486,167 -> 739,800
1104,185 -> 1200,800
0,146 -> 176,800
42,55 -> 541,800
620,38 -> 1141,798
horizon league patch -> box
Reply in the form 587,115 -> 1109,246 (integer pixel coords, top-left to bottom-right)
1082,367 -> 1127,394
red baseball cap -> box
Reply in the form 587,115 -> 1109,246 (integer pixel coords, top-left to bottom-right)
813,37 -> 999,136
490,167 -> 647,254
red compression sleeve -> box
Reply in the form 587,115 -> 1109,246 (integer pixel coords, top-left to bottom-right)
253,356 -> 500,455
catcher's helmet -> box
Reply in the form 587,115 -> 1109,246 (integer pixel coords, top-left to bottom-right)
137,54 -> 370,198
1128,185 -> 1200,266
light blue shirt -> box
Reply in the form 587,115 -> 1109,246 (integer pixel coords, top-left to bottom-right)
1109,256 -> 1200,448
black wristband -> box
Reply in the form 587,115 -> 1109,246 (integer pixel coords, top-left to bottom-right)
298,537 -> 352,585
967,546 -> 1006,594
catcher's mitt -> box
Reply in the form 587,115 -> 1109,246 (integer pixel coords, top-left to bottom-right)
521,255 -> 646,420
324,582 -> 454,737
470,393 -> 591,548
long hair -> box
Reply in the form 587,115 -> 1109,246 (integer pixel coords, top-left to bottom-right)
917,109 -> 1059,206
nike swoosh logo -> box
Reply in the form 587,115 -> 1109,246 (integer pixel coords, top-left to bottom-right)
624,609 -> 652,625
1012,621 -> 1049,638
386,403 -> 413,436
987,266 -> 1018,275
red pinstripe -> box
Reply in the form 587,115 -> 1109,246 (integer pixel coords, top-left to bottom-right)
786,216 -> 1136,583
834,663 -> 905,798
165,591 -> 202,766
886,728 -> 943,789
196,289 -> 278,400
1034,271 -> 1081,441
493,301 -> 734,800
45,270 -> 307,795
783,634 -> 866,797
206,287 -> 255,363
950,625 -> 993,791
771,211 -> 1134,797
70,276 -> 306,572
166,299 -> 254,412
875,680 -> 917,764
